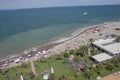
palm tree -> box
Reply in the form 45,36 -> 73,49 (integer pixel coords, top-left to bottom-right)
56,54 -> 63,60
84,70 -> 93,80
96,65 -> 103,76
89,38 -> 94,46
74,56 -> 79,63
105,63 -> 114,71
69,49 -> 74,55
63,52 -> 69,58
48,74 -> 58,80
21,63 -> 28,68
115,36 -> 120,42
90,38 -> 94,42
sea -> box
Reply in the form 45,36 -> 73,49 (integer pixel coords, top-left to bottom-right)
0,5 -> 120,61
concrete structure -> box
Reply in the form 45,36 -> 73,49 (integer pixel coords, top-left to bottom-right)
93,38 -> 120,56
43,74 -> 49,80
92,53 -> 112,63
51,67 -> 54,74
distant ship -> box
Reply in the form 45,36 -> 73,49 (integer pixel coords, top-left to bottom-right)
83,12 -> 87,15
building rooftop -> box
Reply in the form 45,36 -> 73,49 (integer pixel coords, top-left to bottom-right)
93,38 -> 120,55
92,53 -> 112,63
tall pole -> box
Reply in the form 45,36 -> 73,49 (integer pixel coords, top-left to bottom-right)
88,48 -> 91,56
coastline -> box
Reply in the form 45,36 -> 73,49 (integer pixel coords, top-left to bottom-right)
48,21 -> 120,54
0,24 -> 88,62
51,21 -> 118,44
0,21 -> 120,68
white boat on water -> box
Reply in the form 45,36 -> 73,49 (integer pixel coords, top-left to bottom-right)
83,12 -> 87,15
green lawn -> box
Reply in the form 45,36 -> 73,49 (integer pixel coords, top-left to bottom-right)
34,55 -> 75,79
0,55 -> 75,80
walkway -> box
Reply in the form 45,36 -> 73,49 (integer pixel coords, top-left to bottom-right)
100,71 -> 120,80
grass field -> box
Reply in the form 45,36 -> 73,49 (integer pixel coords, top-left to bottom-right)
0,55 -> 75,80
0,46 -> 120,80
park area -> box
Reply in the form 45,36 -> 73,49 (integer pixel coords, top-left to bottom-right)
0,45 -> 120,80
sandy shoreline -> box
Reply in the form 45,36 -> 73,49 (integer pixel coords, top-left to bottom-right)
0,21 -> 120,68
49,21 -> 120,54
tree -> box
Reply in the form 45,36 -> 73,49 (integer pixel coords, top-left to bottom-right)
78,45 -> 88,57
115,36 -> 120,42
84,70 -> 93,80
90,46 -> 99,55
105,63 -> 114,71
63,53 -> 69,58
48,74 -> 58,80
96,65 -> 103,76
69,49 -> 74,55
74,56 -> 79,63
56,54 -> 63,60
89,38 -> 94,46
75,50 -> 83,57
21,63 -> 28,68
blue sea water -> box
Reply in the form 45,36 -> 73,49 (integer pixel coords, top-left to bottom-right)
0,5 -> 120,60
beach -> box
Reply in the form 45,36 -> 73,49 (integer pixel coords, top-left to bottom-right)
0,21 -> 120,69
49,21 -> 120,54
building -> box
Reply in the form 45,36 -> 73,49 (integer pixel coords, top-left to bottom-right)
93,38 -> 120,56
92,53 -> 112,63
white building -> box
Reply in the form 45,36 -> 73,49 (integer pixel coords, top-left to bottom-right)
92,53 -> 112,63
93,38 -> 120,56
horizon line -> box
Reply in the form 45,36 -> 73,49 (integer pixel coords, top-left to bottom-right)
0,4 -> 120,11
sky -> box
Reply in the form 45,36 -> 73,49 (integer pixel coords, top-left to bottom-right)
0,0 -> 120,10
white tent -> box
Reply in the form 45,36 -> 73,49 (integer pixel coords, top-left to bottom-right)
15,58 -> 20,63
51,67 -> 54,74
43,50 -> 46,54
20,75 -> 23,80
38,51 -> 43,54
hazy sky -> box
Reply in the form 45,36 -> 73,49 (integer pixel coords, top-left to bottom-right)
0,0 -> 120,10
